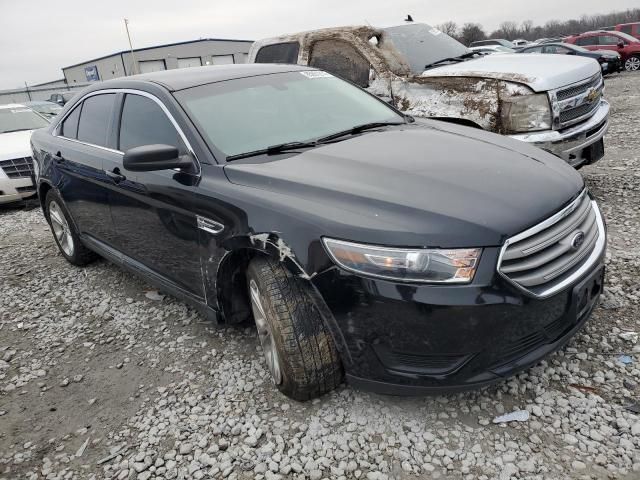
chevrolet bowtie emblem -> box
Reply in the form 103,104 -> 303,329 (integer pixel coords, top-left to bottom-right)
586,88 -> 599,103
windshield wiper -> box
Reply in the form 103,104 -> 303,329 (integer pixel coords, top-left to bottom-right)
317,121 -> 406,143
424,51 -> 477,70
226,141 -> 319,161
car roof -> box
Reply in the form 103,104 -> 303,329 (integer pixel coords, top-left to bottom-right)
97,64 -> 315,92
0,103 -> 27,109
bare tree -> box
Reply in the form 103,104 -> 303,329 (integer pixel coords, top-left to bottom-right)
460,23 -> 487,45
436,21 -> 459,38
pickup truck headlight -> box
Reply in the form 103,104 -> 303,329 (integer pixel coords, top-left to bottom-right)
501,93 -> 552,133
322,238 -> 481,283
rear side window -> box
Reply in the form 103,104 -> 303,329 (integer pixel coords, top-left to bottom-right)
118,94 -> 183,152
599,35 -> 621,45
255,42 -> 300,64
309,39 -> 370,88
60,105 -> 81,139
575,36 -> 597,46
77,94 -> 116,147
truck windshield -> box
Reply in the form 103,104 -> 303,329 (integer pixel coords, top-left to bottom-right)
0,107 -> 49,133
175,70 -> 404,159
383,23 -> 471,74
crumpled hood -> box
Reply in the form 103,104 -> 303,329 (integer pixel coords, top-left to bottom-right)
421,54 -> 600,92
0,130 -> 34,161
225,122 -> 584,248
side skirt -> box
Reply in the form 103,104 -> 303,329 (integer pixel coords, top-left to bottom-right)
81,235 -> 221,324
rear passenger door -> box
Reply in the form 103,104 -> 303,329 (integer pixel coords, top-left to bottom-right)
53,93 -> 119,245
104,92 -> 203,298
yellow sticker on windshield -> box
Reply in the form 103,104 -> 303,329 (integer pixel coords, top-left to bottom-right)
300,71 -> 333,79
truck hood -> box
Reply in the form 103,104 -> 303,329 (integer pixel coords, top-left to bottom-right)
0,130 -> 34,161
420,54 -> 600,92
224,122 -> 584,248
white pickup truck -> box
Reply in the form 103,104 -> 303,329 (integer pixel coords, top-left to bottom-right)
249,23 -> 610,168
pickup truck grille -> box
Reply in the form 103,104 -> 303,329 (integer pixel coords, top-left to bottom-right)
555,73 -> 604,129
0,157 -> 34,179
498,191 -> 605,298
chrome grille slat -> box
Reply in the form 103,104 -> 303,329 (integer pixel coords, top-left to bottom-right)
497,190 -> 605,298
556,73 -> 601,101
503,195 -> 592,261
0,157 -> 34,179
555,73 -> 604,129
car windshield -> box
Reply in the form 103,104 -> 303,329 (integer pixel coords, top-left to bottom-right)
494,46 -> 516,52
614,31 -> 639,43
569,44 -> 590,52
383,23 -> 470,74
175,71 -> 404,158
0,107 -> 49,133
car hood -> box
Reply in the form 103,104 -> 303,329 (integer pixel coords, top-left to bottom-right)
224,123 -> 584,248
420,54 -> 600,92
0,130 -> 34,162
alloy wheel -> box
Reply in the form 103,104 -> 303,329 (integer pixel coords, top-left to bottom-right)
249,279 -> 283,385
49,201 -> 74,257
625,56 -> 640,72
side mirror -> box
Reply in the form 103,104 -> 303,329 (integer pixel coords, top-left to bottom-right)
617,41 -> 625,48
123,144 -> 193,172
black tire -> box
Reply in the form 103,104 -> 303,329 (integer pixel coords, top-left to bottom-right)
246,256 -> 343,400
45,189 -> 97,266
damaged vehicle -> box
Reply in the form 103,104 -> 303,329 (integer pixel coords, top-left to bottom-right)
249,23 -> 610,168
32,65 -> 606,400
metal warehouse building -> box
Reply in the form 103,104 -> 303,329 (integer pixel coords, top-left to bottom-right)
62,38 -> 254,84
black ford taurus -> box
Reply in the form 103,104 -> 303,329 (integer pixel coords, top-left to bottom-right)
31,64 -> 606,400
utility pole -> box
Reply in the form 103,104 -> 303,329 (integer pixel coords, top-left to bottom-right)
124,18 -> 139,75
24,82 -> 32,101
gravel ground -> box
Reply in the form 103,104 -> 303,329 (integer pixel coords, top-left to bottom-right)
1,72 -> 640,480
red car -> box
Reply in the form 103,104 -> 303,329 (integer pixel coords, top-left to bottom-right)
565,30 -> 640,72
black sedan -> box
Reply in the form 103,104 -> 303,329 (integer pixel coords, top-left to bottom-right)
31,64 -> 606,400
519,42 -> 622,74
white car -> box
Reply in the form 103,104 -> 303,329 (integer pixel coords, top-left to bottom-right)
469,45 -> 516,55
0,104 -> 49,205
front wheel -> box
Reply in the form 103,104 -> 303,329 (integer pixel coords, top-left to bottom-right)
246,256 -> 343,400
625,55 -> 640,72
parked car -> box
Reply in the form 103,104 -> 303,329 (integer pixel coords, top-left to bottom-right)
519,42 -> 622,74
0,104 -> 48,205
250,23 -> 610,168
565,31 -> 640,71
24,100 -> 63,119
534,37 -> 568,45
600,22 -> 640,40
48,91 -> 77,106
469,45 -> 516,55
469,39 -> 514,48
31,64 -> 606,399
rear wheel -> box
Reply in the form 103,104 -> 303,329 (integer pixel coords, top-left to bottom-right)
45,190 -> 97,266
246,256 -> 343,400
625,55 -> 640,72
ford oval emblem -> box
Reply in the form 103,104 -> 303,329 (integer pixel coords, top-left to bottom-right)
571,231 -> 585,250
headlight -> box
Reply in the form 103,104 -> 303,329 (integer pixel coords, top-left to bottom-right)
322,238 -> 482,283
501,93 -> 551,133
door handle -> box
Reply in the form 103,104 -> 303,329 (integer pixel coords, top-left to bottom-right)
106,168 -> 126,183
53,151 -> 65,164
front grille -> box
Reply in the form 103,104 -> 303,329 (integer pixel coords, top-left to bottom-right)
556,73 -> 601,101
498,191 -> 604,297
559,98 -> 601,124
0,157 -> 34,179
555,73 -> 604,129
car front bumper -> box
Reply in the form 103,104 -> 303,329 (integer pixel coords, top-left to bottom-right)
0,176 -> 36,205
509,100 -> 610,168
312,248 -> 605,395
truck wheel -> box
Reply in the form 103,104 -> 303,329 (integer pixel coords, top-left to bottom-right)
246,256 -> 343,400
625,55 -> 640,72
45,190 -> 97,266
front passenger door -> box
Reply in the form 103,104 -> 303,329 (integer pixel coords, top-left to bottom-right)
104,92 -> 203,298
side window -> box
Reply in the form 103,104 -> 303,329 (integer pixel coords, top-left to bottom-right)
309,39 -> 370,88
545,45 -> 570,54
118,94 -> 183,153
60,104 -> 81,139
598,35 -> 619,45
77,94 -> 116,147
525,46 -> 543,53
620,25 -> 633,35
576,36 -> 597,46
254,42 -> 300,64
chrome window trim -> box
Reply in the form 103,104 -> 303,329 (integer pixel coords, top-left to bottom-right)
496,189 -> 606,299
52,88 -> 201,175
